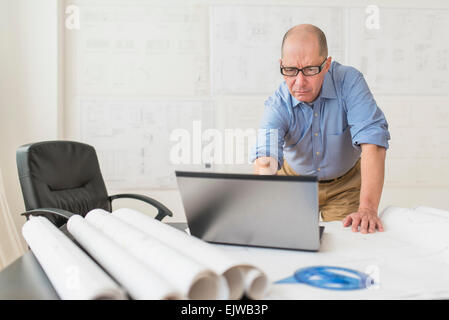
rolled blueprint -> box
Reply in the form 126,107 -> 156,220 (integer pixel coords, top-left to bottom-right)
67,215 -> 181,300
84,209 -> 223,300
22,216 -> 126,300
240,266 -> 269,300
112,208 -> 269,300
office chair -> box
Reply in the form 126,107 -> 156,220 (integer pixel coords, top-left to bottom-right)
16,140 -> 173,227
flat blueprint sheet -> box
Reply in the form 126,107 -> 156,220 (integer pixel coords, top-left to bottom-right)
217,206 -> 449,299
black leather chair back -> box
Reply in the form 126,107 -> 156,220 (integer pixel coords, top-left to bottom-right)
17,141 -> 111,226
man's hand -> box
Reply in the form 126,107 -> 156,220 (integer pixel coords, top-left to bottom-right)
254,156 -> 278,175
342,207 -> 384,233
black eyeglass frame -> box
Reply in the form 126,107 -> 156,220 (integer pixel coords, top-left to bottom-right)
280,58 -> 328,77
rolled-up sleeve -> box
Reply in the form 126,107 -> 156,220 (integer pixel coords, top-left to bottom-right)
249,95 -> 289,169
343,70 -> 391,150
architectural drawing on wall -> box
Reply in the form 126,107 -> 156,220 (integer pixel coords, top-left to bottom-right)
214,97 -> 267,173
379,97 -> 449,187
80,98 -> 215,189
348,8 -> 449,95
210,5 -> 346,95
70,2 -> 209,96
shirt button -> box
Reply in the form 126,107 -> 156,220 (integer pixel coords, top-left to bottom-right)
314,113 -> 318,117
314,133 -> 318,136
317,168 -> 321,171
316,151 -> 320,155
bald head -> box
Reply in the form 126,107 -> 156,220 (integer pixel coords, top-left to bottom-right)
281,24 -> 328,59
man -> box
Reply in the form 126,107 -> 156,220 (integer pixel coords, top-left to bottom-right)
251,24 -> 390,234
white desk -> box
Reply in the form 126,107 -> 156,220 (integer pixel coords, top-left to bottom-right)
217,221 -> 449,299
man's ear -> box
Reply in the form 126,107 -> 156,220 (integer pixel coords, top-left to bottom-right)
279,58 -> 283,66
325,56 -> 332,71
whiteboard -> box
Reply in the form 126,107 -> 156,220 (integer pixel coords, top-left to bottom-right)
80,97 -> 214,189
73,3 -> 209,96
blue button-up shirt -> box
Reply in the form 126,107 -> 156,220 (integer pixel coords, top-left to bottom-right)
250,61 -> 390,180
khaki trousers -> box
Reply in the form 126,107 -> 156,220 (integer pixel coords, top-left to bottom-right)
277,159 -> 361,222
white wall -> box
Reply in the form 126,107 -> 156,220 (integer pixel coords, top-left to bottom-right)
0,0 -> 61,252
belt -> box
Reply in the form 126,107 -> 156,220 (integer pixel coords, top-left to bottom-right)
319,174 -> 345,184
318,164 -> 356,184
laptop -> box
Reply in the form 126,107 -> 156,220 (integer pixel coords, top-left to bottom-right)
175,171 -> 324,251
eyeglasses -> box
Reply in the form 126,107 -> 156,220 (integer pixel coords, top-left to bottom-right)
280,58 -> 328,77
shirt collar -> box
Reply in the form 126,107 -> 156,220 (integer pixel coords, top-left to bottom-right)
320,71 -> 337,99
291,95 -> 300,107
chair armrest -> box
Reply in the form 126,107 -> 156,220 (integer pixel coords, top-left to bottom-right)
108,193 -> 173,221
21,208 -> 75,222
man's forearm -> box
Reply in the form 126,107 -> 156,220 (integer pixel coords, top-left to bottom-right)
359,144 -> 386,214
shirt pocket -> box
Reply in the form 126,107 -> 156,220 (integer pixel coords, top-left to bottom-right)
325,126 -> 358,166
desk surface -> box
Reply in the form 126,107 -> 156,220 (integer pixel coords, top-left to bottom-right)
0,222 -> 188,300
